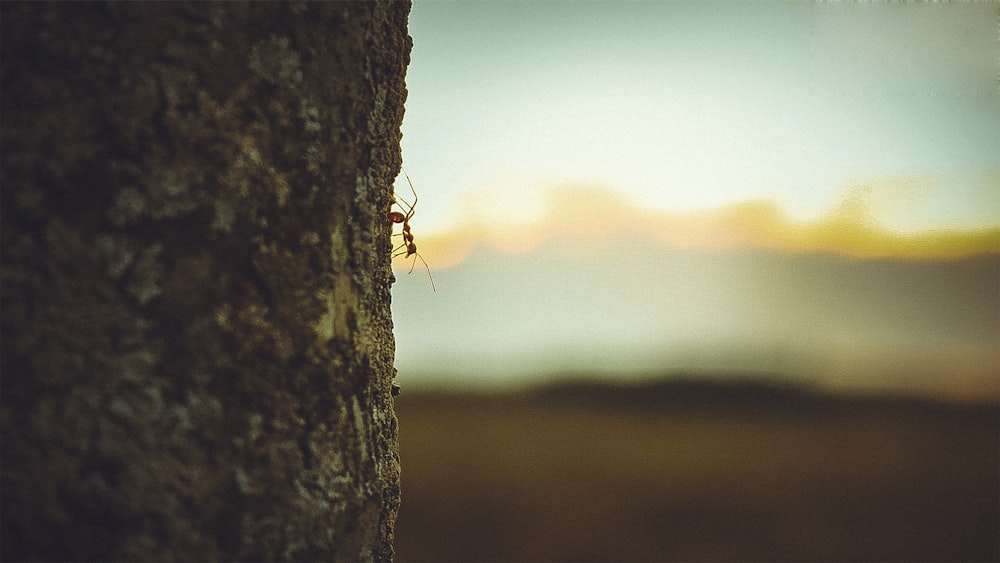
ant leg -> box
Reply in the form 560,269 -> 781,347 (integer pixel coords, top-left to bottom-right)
392,193 -> 413,215
390,231 -> 411,256
411,253 -> 436,292
401,169 -> 418,207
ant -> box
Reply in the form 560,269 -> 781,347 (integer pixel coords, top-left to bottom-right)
388,169 -> 436,292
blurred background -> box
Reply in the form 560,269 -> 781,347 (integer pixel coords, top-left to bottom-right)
389,1 -> 999,560
393,379 -> 998,561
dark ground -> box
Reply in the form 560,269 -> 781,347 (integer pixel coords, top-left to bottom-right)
393,376 -> 999,562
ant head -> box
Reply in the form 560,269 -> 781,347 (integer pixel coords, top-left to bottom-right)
388,211 -> 406,224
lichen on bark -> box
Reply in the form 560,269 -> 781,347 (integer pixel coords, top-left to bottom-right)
1,2 -> 410,560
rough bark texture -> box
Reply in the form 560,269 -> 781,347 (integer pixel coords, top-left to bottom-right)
1,2 -> 409,560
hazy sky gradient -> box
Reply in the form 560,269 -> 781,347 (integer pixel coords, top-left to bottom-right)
399,1 -> 998,232
391,1 -> 1000,401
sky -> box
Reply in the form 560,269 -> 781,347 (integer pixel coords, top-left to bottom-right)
389,0 -> 1000,402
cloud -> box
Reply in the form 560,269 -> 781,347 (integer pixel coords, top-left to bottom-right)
396,185 -> 1000,270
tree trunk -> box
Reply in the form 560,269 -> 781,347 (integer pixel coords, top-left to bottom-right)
1,2 -> 409,560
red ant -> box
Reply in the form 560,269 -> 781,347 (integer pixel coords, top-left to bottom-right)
388,170 -> 436,292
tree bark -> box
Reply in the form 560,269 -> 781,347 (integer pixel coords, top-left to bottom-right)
1,2 -> 409,560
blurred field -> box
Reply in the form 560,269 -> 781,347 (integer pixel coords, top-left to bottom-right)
393,376 -> 999,562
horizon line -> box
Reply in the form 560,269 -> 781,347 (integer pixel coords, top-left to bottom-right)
394,187 -> 1000,270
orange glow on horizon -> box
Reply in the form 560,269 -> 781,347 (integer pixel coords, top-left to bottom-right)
393,186 -> 1000,271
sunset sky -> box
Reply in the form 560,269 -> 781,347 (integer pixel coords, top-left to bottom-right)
389,1 -> 1000,402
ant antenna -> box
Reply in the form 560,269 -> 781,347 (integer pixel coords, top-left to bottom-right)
388,169 -> 436,292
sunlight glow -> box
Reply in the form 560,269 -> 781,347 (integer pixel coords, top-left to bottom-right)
392,186 -> 1000,271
